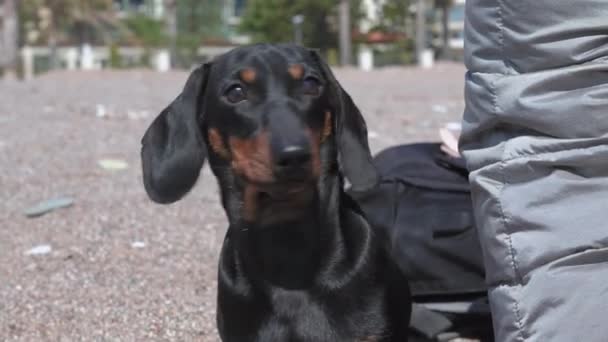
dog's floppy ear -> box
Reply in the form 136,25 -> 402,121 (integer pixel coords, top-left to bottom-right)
310,50 -> 378,192
141,63 -> 211,204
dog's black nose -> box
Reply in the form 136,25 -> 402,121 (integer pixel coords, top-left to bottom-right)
276,145 -> 311,168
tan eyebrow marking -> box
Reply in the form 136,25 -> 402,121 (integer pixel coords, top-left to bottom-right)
288,64 -> 304,80
240,68 -> 256,83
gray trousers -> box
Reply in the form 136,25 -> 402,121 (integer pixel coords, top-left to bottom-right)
460,0 -> 608,341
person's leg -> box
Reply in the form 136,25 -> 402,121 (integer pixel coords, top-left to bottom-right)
460,1 -> 608,341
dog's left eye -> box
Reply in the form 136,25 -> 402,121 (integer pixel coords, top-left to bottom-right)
302,77 -> 321,95
225,85 -> 247,103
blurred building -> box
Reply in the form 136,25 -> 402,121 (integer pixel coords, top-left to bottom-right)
427,0 -> 465,60
447,0 -> 465,53
114,0 -> 164,19
223,0 -> 250,44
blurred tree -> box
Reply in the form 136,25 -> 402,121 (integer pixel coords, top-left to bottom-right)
163,0 -> 177,66
1,0 -> 19,76
109,43 -> 123,68
19,0 -> 117,69
338,0 -> 351,65
380,0 -> 411,32
123,13 -> 166,67
174,0 -> 224,66
176,0 -> 223,41
239,0 -> 362,53
123,14 -> 166,47
239,0 -> 291,43
435,0 -> 453,58
18,0 -> 118,46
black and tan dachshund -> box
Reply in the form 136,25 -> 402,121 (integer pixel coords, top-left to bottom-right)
141,44 -> 411,341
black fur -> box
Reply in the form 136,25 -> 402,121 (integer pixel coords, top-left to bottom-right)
141,44 -> 411,341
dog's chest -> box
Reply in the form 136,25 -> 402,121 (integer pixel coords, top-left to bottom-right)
253,287 -> 387,341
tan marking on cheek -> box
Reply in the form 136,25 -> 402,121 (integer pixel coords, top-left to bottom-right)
322,110 -> 332,142
208,128 -> 230,159
228,132 -> 274,183
240,68 -> 256,83
288,64 -> 304,80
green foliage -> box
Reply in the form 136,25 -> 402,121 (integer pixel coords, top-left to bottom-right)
380,0 -> 411,31
109,44 -> 123,68
239,0 -> 362,51
176,0 -> 224,40
123,14 -> 167,47
239,0 -> 292,43
372,0 -> 415,66
373,38 -> 415,66
175,34 -> 201,67
173,0 -> 225,66
19,0 -> 117,45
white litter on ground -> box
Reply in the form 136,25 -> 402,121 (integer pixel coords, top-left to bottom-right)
368,131 -> 379,139
98,159 -> 129,171
25,244 -> 52,256
131,241 -> 146,249
95,104 -> 107,118
432,104 -> 448,114
446,122 -> 462,131
127,110 -> 150,120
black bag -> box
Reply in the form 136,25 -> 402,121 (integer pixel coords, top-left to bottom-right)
349,143 -> 494,341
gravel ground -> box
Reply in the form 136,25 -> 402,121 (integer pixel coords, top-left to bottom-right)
0,63 -> 466,341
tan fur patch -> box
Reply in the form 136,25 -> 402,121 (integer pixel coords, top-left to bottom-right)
228,132 -> 274,184
306,128 -> 323,178
305,111 -> 333,177
322,111 -> 332,142
240,68 -> 256,83
288,64 -> 304,80
358,337 -> 380,342
242,184 -> 260,222
208,128 -> 230,159
229,132 -> 274,222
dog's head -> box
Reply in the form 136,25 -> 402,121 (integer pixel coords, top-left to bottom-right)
141,44 -> 377,225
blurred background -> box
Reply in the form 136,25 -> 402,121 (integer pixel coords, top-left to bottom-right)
0,0 -> 466,77
0,1 -> 467,340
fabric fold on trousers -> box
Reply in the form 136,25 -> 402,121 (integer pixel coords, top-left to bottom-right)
460,0 -> 608,341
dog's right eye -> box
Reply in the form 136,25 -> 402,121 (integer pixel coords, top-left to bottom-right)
225,85 -> 247,103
